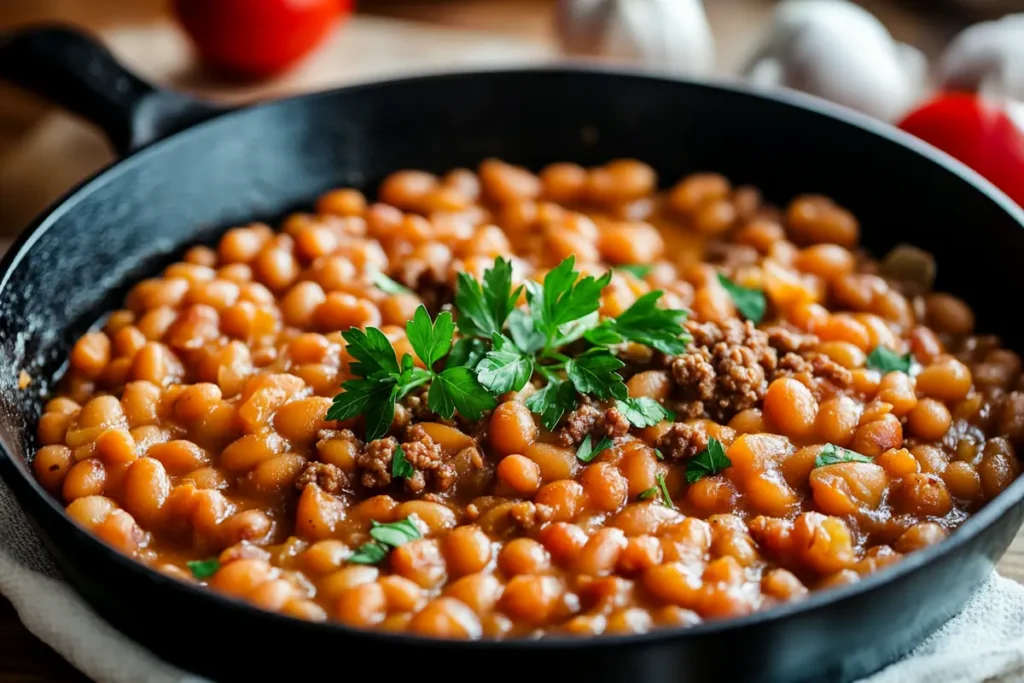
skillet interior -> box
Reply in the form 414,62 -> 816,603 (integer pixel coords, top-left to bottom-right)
2,68 -> 1024,683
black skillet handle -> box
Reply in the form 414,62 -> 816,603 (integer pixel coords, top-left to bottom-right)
0,23 -> 224,156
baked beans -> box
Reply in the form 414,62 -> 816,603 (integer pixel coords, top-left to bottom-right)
34,159 -> 1023,640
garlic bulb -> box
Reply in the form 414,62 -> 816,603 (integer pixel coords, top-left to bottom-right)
937,13 -> 1024,101
740,0 -> 927,122
555,0 -> 715,76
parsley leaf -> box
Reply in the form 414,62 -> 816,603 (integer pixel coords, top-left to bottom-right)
507,309 -> 546,354
446,337 -> 488,369
394,361 -> 432,400
814,443 -> 873,468
327,378 -> 396,422
406,306 -> 455,369
866,346 -> 912,374
432,366 -> 497,421
656,473 -> 675,509
349,518 -> 423,565
565,348 -> 627,400
330,367 -> 421,440
576,434 -> 614,463
342,326 -> 400,378
427,379 -> 454,420
654,448 -> 665,461
348,542 -> 389,565
392,444 -> 414,479
525,380 -> 578,430
527,256 -> 612,339
186,558 -> 219,580
372,270 -> 413,296
616,264 -> 653,279
363,384 -> 400,441
616,397 -> 674,428
638,487 -> 658,500
582,324 -> 622,347
685,437 -> 732,483
455,274 -> 498,339
717,273 -> 766,324
369,518 -> 421,546
586,291 -> 690,355
476,334 -> 534,394
483,257 -> 522,329
552,311 -> 601,348
455,257 -> 521,339
333,256 -> 698,443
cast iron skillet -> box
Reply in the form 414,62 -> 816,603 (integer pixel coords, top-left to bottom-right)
2,24 -> 1024,683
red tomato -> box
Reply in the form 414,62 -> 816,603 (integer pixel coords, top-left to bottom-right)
173,0 -> 350,79
898,92 -> 1024,207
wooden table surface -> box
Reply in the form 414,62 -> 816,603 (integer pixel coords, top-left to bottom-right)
1,0 -> 1023,681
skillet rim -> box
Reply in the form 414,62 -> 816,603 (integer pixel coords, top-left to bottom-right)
2,63 -> 1024,653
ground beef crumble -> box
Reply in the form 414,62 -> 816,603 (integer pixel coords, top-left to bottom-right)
393,387 -> 437,429
656,422 -> 710,460
764,325 -> 819,354
296,462 -> 351,495
560,404 -> 600,445
603,406 -> 631,437
671,319 -> 778,422
809,354 -> 853,387
357,436 -> 398,489
777,352 -> 812,375
353,426 -> 461,494
558,402 -> 631,447
400,425 -> 456,493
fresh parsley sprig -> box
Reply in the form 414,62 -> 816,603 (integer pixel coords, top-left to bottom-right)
468,256 -> 688,430
327,305 -> 494,440
615,397 -> 674,428
325,324 -> 429,441
585,290 -> 691,355
392,444 -> 413,479
466,257 -> 619,428
718,273 -> 766,324
866,346 -> 912,374
349,518 -> 422,565
685,437 -> 733,483
638,473 -> 674,508
814,443 -> 873,468
330,254 -> 689,440
186,558 -> 219,580
565,348 -> 627,400
475,333 -> 534,395
576,434 -> 613,463
656,472 -> 675,509
372,270 -> 414,296
523,380 -> 578,430
526,256 -> 611,347
454,257 -> 522,340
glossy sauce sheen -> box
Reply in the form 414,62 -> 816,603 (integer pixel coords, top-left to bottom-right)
32,159 -> 1024,638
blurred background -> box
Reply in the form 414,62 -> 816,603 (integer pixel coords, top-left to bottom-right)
1,0 -> 1023,233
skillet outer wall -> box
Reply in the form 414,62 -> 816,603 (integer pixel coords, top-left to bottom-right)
2,69 -> 1024,683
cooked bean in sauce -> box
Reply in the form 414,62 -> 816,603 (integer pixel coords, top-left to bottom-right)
35,159 -> 1023,638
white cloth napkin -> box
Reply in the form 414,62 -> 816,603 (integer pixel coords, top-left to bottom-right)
0,479 -> 207,683
0,470 -> 1022,683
